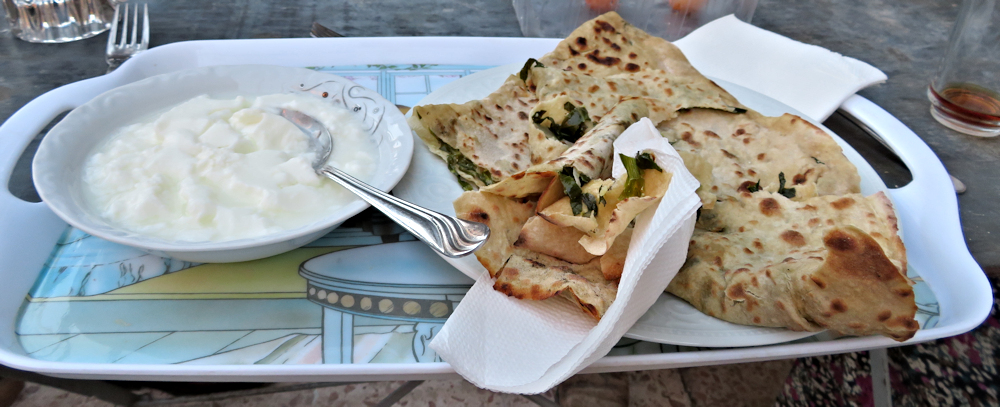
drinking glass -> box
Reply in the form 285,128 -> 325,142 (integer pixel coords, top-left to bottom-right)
928,0 -> 1000,137
512,0 -> 758,41
2,0 -> 114,43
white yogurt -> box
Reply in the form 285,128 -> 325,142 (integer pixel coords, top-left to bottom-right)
82,93 -> 378,242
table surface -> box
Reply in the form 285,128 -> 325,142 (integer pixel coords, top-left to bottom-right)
1,0 -> 997,273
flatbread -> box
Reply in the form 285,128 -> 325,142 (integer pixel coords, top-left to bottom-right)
494,250 -> 617,319
409,75 -> 544,188
420,12 -> 915,334
600,227 -> 632,281
526,66 -> 743,123
482,98 -> 650,198
666,191 -> 917,341
578,168 -> 672,256
659,108 -> 861,210
514,215 -> 597,264
539,11 -> 715,83
453,191 -> 536,276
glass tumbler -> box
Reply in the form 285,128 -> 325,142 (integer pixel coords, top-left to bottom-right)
2,0 -> 114,43
928,0 -> 1000,137
512,0 -> 758,41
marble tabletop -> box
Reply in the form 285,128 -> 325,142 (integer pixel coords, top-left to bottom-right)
0,0 -> 997,271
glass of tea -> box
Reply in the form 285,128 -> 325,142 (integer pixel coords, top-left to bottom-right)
928,0 -> 1000,137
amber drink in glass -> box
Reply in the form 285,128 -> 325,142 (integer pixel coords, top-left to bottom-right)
928,0 -> 1000,137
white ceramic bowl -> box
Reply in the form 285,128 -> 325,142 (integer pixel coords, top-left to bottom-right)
32,65 -> 414,263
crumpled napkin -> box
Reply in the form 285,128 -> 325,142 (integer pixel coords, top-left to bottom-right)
429,118 -> 701,394
674,14 -> 886,122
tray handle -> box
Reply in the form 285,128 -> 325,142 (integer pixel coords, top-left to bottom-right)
838,95 -> 992,332
0,75 -> 117,196
0,75 -> 122,357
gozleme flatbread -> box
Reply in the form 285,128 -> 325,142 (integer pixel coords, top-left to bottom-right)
415,11 -> 916,339
658,108 -> 861,211
482,98 -> 649,198
456,151 -> 673,320
539,167 -> 672,256
666,191 -> 918,341
599,227 -> 632,281
514,215 -> 596,265
409,75 -> 546,189
453,190 -> 536,276
538,11 -> 712,83
526,66 -> 743,123
494,250 -> 617,320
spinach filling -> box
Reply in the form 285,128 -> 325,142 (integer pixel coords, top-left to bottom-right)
744,173 -> 795,198
519,58 -> 544,82
619,152 -> 663,199
558,167 -> 599,217
437,140 -> 496,191
532,102 -> 593,144
777,172 -> 796,199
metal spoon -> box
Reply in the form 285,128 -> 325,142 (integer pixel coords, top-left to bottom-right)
275,108 -> 490,258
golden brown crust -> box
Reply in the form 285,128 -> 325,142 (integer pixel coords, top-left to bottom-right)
453,191 -> 537,276
666,192 -> 918,341
804,226 -> 917,341
494,251 -> 616,320
526,67 -> 743,122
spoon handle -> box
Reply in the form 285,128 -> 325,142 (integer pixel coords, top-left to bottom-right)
320,166 -> 490,258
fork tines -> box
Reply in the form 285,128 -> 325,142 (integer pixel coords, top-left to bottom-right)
106,3 -> 149,70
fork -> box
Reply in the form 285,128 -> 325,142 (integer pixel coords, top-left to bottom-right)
105,3 -> 149,73
310,22 -> 344,38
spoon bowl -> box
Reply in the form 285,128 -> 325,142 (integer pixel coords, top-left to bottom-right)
275,108 -> 490,258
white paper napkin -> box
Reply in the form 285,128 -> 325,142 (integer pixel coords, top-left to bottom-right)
674,15 -> 887,121
430,118 -> 702,394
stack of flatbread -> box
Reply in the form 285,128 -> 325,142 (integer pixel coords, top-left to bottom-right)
408,12 -> 919,341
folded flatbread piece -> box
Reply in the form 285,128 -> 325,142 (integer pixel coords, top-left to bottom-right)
409,75 -> 546,189
483,98 -> 650,198
539,11 -> 715,84
526,67 -> 743,123
659,108 -> 861,211
453,191 -> 536,276
494,250 -> 618,319
667,191 -> 918,341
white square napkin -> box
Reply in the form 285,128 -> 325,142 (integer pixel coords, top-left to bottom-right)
674,15 -> 886,121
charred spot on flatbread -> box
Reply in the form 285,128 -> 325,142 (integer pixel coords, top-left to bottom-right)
667,192 -> 917,341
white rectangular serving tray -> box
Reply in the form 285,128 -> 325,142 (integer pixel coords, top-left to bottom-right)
0,38 -> 991,382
